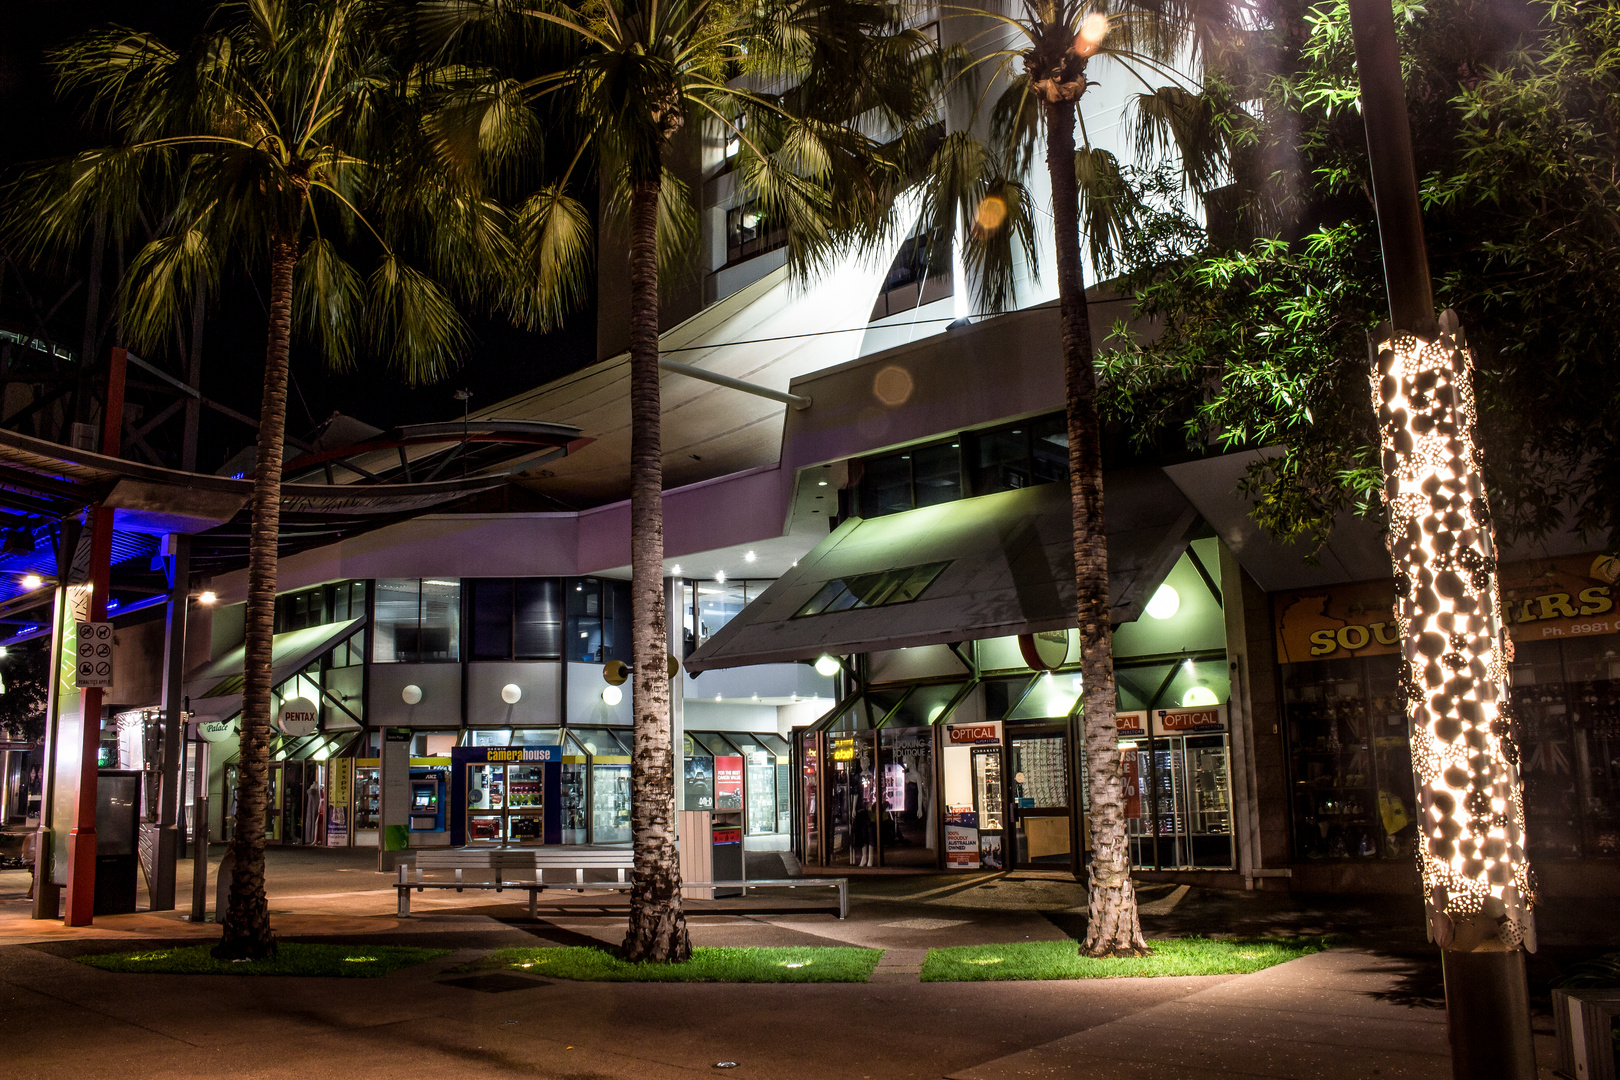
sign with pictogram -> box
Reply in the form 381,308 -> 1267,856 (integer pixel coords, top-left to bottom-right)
75,620 -> 114,688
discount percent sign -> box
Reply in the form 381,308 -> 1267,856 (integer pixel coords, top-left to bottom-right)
75,620 -> 114,688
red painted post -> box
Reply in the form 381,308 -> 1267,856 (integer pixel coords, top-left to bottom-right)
62,348 -> 125,926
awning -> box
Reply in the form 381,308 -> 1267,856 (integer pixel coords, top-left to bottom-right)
684,470 -> 1198,672
185,617 -> 365,724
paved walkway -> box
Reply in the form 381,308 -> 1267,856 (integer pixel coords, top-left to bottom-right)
0,848 -> 1602,1079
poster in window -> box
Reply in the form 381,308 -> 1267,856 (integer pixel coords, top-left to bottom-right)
684,756 -> 714,811
715,755 -> 744,810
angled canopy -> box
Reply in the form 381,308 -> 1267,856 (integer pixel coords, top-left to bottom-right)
184,617 -> 365,724
684,469 -> 1198,672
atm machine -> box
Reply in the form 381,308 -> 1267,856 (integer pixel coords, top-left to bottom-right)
408,769 -> 446,834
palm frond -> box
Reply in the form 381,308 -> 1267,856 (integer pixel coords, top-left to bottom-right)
366,252 -> 470,384
118,228 -> 219,356
1075,145 -> 1143,277
294,237 -> 365,370
509,182 -> 594,331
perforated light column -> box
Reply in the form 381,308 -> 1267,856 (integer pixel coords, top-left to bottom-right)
1370,311 -> 1534,953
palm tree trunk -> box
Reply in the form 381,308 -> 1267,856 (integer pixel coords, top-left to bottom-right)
1044,97 -> 1148,958
214,232 -> 297,960
621,176 -> 692,964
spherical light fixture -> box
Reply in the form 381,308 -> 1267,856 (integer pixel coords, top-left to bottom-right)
500,683 -> 522,705
401,684 -> 423,705
1181,685 -> 1219,707
601,684 -> 623,707
813,655 -> 841,677
1145,583 -> 1180,620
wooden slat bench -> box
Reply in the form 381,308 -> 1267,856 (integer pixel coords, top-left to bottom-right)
395,847 -> 847,919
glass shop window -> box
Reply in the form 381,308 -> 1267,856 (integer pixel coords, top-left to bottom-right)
372,578 -> 461,662
1029,414 -> 1070,485
970,426 -> 1032,495
565,578 -> 631,663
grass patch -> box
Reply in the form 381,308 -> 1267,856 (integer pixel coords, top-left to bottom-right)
78,942 -> 449,978
920,936 -> 1334,982
464,945 -> 883,983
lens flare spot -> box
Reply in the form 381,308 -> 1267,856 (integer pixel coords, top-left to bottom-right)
873,365 -> 914,407
975,195 -> 1008,233
1075,13 -> 1109,56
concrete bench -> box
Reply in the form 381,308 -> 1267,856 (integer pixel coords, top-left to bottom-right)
1553,987 -> 1620,1080
394,848 -> 846,919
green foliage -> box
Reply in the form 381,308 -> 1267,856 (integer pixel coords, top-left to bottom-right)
0,644 -> 50,745
79,943 -> 449,977
920,935 -> 1334,982
462,944 -> 883,982
1100,0 -> 1620,550
7,0 -> 491,383
420,0 -> 938,324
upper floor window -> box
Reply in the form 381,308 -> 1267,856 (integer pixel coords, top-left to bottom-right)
682,578 -> 774,657
566,578 -> 631,664
726,202 -> 786,265
274,580 -> 367,634
469,578 -> 563,661
852,412 -> 1070,519
373,578 -> 461,663
870,226 -> 953,321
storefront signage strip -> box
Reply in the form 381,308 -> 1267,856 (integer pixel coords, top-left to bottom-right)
946,721 -> 1003,745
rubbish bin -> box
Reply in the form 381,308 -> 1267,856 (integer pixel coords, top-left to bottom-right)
95,770 -> 140,916
712,810 -> 744,898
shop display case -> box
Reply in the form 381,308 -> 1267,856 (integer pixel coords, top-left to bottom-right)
463,761 -> 544,845
354,764 -> 380,833
971,745 -> 1004,831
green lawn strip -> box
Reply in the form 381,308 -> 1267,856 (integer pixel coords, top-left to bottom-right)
78,942 -> 449,978
461,945 -> 883,983
920,936 -> 1335,982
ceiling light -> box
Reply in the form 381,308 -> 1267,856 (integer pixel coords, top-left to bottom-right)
1145,584 -> 1180,619
1181,686 -> 1218,707
21,575 -> 43,590
602,685 -> 622,706
715,570 -> 726,583
744,551 -> 756,563
814,655 -> 841,677
501,683 -> 522,704
401,684 -> 423,705
818,480 -> 828,487
198,590 -> 217,605
672,564 -> 682,576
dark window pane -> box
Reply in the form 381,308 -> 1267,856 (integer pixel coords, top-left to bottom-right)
373,579 -> 420,662
566,579 -> 603,662
605,580 -> 631,663
892,561 -> 948,603
858,453 -> 912,517
1030,415 -> 1069,484
797,580 -> 846,617
471,579 -> 514,661
970,427 -> 1031,495
515,579 -> 561,659
912,442 -> 961,507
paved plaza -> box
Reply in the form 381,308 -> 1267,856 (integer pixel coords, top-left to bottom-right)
0,849 -> 1601,1079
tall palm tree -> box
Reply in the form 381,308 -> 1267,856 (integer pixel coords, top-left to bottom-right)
422,0 -> 932,962
17,0 -> 494,958
914,0 -> 1219,956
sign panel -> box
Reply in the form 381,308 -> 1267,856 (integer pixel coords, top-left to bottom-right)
1115,710 -> 1147,738
74,620 -> 113,688
715,756 -> 744,810
275,696 -> 318,737
945,811 -> 979,868
1273,553 -> 1620,663
945,721 -> 1003,746
197,719 -> 237,743
1153,704 -> 1227,736
684,755 -> 714,810
326,763 -> 351,846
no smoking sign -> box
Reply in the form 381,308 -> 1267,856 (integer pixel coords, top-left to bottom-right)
75,620 -> 114,688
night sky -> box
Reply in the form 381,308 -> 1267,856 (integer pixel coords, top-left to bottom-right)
0,1 -> 598,473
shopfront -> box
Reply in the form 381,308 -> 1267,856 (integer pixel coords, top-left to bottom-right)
1275,552 -> 1620,868
1116,707 -> 1235,870
449,728 -> 632,847
682,730 -> 793,839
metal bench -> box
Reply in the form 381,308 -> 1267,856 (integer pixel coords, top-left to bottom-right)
395,848 -> 847,919
1553,987 -> 1620,1080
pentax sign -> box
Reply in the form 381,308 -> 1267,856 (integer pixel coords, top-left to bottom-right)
75,620 -> 114,688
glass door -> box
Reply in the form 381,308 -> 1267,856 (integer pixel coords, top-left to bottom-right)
826,732 -> 875,866
1147,740 -> 1186,868
1010,729 -> 1071,869
800,732 -> 820,865
505,764 -> 545,843
466,762 -> 505,844
1183,734 -> 1235,868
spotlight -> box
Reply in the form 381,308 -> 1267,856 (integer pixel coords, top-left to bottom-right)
814,655 -> 841,677
198,590 -> 217,605
20,574 -> 43,591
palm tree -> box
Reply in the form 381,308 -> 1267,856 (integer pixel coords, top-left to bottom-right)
17,0 -> 492,958
421,0 -> 932,962
914,0 -> 1221,956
